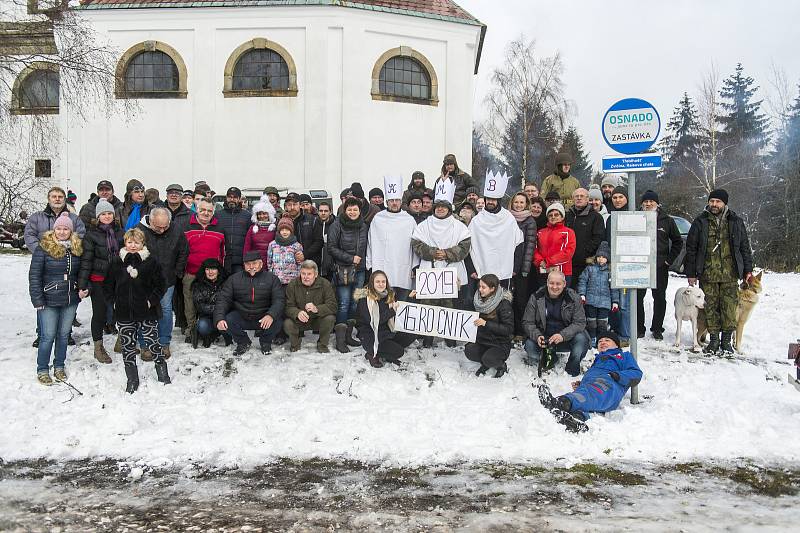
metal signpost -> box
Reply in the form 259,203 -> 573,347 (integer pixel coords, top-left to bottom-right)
602,98 -> 662,404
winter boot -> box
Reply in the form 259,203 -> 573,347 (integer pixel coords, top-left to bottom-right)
317,341 -> 330,354
720,331 -> 734,354
289,333 -> 302,352
233,342 -> 251,356
445,339 -> 457,348
114,335 -> 122,353
422,336 -> 434,349
37,372 -> 53,386
536,384 -> 587,433
140,349 -> 154,362
345,320 -> 360,347
475,365 -> 489,376
704,332 -> 721,355
202,335 -> 213,348
68,333 -> 76,346
93,340 -> 112,364
125,364 -> 139,394
334,324 -> 350,353
191,326 -> 200,349
652,330 -> 664,341
53,368 -> 67,382
162,345 -> 172,360
366,353 -> 384,368
222,333 -> 233,347
596,319 -> 609,340
32,336 -> 39,348
493,363 -> 508,379
155,359 -> 171,384
586,319 -> 597,347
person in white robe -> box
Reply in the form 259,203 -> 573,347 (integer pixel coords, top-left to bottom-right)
366,176 -> 419,300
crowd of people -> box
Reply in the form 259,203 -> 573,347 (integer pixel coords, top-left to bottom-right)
24,151 -> 753,424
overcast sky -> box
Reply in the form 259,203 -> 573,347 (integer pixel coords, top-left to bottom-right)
457,0 -> 800,172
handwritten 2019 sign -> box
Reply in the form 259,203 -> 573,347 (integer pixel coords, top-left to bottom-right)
415,267 -> 458,299
395,301 -> 478,343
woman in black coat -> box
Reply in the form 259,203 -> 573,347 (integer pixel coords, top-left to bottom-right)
78,201 -> 124,363
507,192 -> 537,338
355,270 -> 417,368
191,257 -> 231,348
465,274 -> 514,378
104,228 -> 169,393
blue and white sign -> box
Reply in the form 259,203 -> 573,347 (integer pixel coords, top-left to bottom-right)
602,98 -> 661,154
602,154 -> 663,173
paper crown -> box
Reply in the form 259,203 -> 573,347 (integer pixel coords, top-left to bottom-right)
484,169 -> 510,198
383,175 -> 403,201
434,179 -> 456,205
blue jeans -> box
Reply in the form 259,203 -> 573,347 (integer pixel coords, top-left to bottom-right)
335,270 -> 365,324
139,285 -> 175,348
524,330 -> 591,377
610,290 -> 631,341
37,305 -> 78,373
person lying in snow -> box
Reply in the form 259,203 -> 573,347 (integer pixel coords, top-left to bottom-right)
537,331 -> 643,433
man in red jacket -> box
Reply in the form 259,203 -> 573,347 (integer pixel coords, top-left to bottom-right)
182,198 -> 225,340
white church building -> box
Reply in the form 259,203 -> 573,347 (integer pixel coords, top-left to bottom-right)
10,0 -> 485,203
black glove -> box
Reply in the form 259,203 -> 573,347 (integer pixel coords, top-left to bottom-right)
609,371 -> 620,383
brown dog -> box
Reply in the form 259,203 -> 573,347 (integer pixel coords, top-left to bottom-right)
697,271 -> 763,352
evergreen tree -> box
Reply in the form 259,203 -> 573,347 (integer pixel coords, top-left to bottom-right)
660,92 -> 701,170
499,104 -> 559,189
558,126 -> 592,185
718,63 -> 770,152
472,127 -> 499,190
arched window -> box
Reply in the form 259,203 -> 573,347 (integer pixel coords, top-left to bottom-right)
223,38 -> 298,98
372,47 -> 438,106
115,41 -> 188,99
11,63 -> 59,115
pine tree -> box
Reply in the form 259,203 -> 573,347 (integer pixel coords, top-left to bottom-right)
558,126 -> 592,185
472,127 -> 499,190
660,92 -> 701,170
718,63 -> 770,152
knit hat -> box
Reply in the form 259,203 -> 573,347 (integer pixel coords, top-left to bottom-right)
545,191 -> 561,201
611,186 -> 628,200
640,190 -> 659,204
368,187 -> 383,199
708,188 -> 729,205
95,199 -> 115,218
277,216 -> 294,234
596,241 -> 611,261
350,182 -> 365,199
555,152 -> 573,166
601,175 -> 617,188
588,187 -> 603,201
546,202 -> 565,218
597,331 -> 620,348
408,190 -> 423,202
126,179 -> 144,192
465,186 -> 480,196
53,212 -> 74,231
66,190 -> 77,204
458,201 -> 477,215
299,193 -> 312,204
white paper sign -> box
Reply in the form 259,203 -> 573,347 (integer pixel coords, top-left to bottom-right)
415,267 -> 459,299
395,301 -> 478,343
617,213 -> 648,232
616,235 -> 651,256
615,263 -> 651,288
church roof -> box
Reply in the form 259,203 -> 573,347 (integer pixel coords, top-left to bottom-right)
77,0 -> 483,26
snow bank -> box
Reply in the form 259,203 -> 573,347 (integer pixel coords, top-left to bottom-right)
1,254 -> 799,467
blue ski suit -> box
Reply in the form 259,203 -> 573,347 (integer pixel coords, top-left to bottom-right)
565,347 -> 642,419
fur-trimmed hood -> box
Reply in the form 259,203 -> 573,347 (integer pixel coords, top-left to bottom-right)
39,231 -> 82,259
353,287 -> 370,301
120,246 -> 150,262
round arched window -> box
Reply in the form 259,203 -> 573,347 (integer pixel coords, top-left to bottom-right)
124,51 -> 179,93
379,56 -> 431,100
232,49 -> 290,91
19,69 -> 59,111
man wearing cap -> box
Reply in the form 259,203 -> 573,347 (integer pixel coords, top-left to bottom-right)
600,175 -> 618,211
369,177 -> 420,301
284,192 -> 323,268
636,190 -> 683,341
684,189 -> 753,354
411,180 -> 471,347
404,191 -> 427,224
604,185 -> 632,346
522,270 -> 590,377
541,153 -> 582,208
421,190 -> 434,218
537,330 -> 642,433
402,171 -> 427,208
467,171 -> 524,288
216,187 -> 252,274
263,187 -> 284,219
299,194 -> 316,216
214,251 -> 285,356
435,154 -> 475,207
115,179 -> 152,231
565,188 -> 605,289
137,207 -> 189,359
79,180 -> 122,226
182,198 -> 225,337
181,190 -> 195,210
368,188 -> 385,211
164,184 -> 191,230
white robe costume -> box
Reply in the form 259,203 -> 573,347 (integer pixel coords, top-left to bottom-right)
469,207 -> 524,280
411,214 -> 471,286
366,209 -> 419,289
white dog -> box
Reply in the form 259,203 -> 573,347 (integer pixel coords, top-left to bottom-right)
674,286 -> 706,352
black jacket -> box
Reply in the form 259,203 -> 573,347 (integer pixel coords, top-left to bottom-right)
192,259 -> 229,318
522,286 -> 586,342
78,222 -> 124,290
291,212 -> 323,267
327,215 -> 368,271
167,202 -> 192,232
513,215 -> 537,275
104,248 -> 166,322
474,294 -> 514,351
355,290 -> 399,356
312,214 -> 337,276
137,215 -> 189,285
213,268 -> 285,323
566,204 -> 605,270
684,207 -> 753,279
216,205 -> 252,271
79,195 -> 123,226
655,208 -> 683,268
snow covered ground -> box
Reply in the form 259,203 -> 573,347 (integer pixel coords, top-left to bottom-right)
1,253 -> 799,469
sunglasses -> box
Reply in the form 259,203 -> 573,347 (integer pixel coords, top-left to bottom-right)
131,186 -> 145,193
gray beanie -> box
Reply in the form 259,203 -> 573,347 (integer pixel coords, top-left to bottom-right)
546,202 -> 565,218
601,175 -> 617,188
95,199 -> 115,218
596,241 -> 611,260
588,187 -> 603,201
